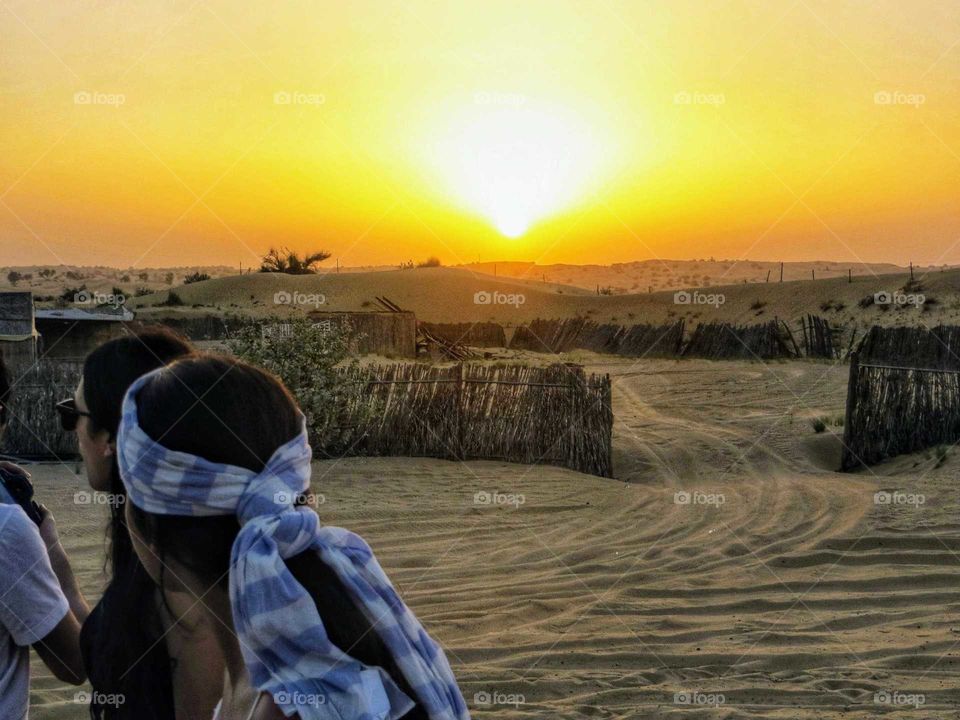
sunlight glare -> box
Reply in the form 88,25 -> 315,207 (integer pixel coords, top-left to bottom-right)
431,102 -> 601,238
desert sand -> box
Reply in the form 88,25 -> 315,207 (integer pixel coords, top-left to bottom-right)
24,358 -> 960,718
124,265 -> 960,331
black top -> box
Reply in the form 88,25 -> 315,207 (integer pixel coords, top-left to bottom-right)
79,558 -> 175,720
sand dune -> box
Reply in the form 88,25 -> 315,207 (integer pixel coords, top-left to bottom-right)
26,359 -> 960,718
129,265 -> 960,330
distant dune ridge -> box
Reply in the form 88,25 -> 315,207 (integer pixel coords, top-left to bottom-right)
117,264 -> 960,331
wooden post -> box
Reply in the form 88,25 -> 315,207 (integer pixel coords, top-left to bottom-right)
780,262 -> 784,282
848,268 -> 852,283
766,269 -> 771,283
840,351 -> 860,471
910,261 -> 914,280
812,269 -> 815,281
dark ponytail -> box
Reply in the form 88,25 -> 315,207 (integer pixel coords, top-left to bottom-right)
79,328 -> 192,720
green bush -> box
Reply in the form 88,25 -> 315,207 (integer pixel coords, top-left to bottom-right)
226,317 -> 360,453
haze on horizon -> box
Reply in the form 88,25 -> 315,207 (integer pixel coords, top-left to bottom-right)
1,1 -> 959,269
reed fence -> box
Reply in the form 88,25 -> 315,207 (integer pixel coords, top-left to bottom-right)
799,314 -> 840,359
841,325 -> 960,469
323,362 -> 613,477
509,318 -> 684,358
681,320 -> 799,360
2,359 -> 82,459
419,322 -> 507,348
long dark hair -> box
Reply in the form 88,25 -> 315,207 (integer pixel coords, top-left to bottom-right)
129,355 -> 426,718
0,347 -> 10,429
79,328 -> 193,720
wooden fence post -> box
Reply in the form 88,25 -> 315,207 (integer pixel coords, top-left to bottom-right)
841,351 -> 860,470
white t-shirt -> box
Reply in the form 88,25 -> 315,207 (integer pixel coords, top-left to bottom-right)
0,504 -> 70,720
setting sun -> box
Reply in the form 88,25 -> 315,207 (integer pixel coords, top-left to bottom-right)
427,98 -> 606,239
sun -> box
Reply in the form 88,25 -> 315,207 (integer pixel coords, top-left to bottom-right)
428,100 -> 602,238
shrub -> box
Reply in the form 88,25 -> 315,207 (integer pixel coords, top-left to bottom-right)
416,256 -> 442,268
183,272 -> 211,284
159,291 -> 184,306
260,247 -> 330,275
227,317 -> 361,453
811,418 -> 827,433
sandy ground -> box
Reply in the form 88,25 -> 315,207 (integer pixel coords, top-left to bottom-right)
23,358 -> 960,718
122,264 -> 960,330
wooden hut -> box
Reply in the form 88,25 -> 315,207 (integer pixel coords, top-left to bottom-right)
35,306 -> 135,360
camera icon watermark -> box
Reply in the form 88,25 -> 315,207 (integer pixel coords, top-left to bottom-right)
274,490 -> 326,507
674,690 -> 725,707
873,490 -> 925,507
473,690 -> 525,708
474,490 -> 525,509
874,690 -> 925,708
274,90 -> 326,106
74,491 -> 126,508
74,90 -> 126,107
674,290 -> 725,308
74,691 -> 125,707
874,91 -> 925,108
674,490 -> 725,507
473,290 -> 525,307
873,290 -> 925,308
673,91 -> 725,106
274,290 -> 326,308
74,289 -> 125,309
274,691 -> 326,707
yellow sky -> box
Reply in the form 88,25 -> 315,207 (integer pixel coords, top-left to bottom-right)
1,0 -> 959,268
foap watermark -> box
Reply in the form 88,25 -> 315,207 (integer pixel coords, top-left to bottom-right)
874,690 -> 925,709
674,290 -> 725,308
874,490 -> 925,507
474,290 -> 525,307
874,91 -> 925,108
674,691 -> 725,707
262,323 -> 293,340
74,691 -> 125,708
473,690 -> 525,708
674,91 -> 725,106
74,491 -> 126,508
274,691 -> 326,707
474,490 -> 525,509
674,490 -> 725,507
274,90 -> 326,106
74,91 -> 125,107
874,290 -> 925,308
274,490 -> 326,507
74,289 -> 125,309
474,91 -> 526,107
274,290 -> 326,308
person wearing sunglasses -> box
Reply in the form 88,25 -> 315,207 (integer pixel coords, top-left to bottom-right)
0,350 -> 89,720
52,328 -> 224,720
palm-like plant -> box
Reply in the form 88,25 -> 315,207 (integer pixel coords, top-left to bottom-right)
259,247 -> 331,275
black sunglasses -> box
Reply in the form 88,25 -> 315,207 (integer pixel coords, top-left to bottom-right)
55,398 -> 92,432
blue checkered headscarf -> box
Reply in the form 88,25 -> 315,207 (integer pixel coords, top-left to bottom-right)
117,367 -> 469,720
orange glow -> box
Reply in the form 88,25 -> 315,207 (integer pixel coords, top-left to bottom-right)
1,1 -> 958,267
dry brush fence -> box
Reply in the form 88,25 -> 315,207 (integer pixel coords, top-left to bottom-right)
509,318 -> 684,358
681,320 -> 799,360
2,359 -> 82,459
419,322 -> 507,348
324,362 -> 613,477
842,325 -> 960,470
